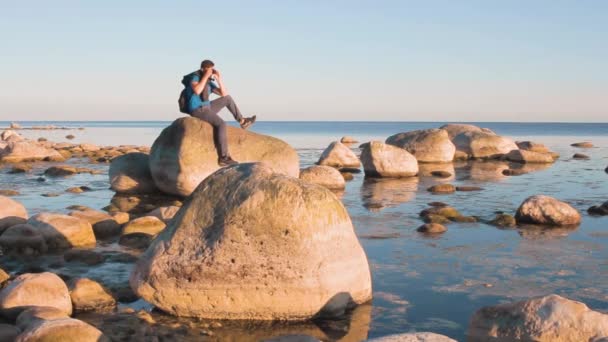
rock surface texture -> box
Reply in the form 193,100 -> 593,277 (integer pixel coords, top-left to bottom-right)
109,152 -> 158,194
317,141 -> 361,168
515,195 -> 581,226
0,272 -> 72,318
468,294 -> 608,342
360,141 -> 418,178
130,163 -> 372,320
149,117 -> 300,197
386,129 -> 455,163
299,165 -> 346,190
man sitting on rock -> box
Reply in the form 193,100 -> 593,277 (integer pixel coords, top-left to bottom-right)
183,59 -> 256,166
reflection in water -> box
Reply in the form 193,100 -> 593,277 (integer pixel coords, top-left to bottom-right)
464,161 -> 510,181
508,161 -> 553,175
517,224 -> 579,239
360,177 -> 419,212
418,163 -> 455,181
80,302 -> 372,342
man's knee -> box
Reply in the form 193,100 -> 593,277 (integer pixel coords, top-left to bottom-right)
223,94 -> 233,103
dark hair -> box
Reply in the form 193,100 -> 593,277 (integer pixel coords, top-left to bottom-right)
200,59 -> 215,69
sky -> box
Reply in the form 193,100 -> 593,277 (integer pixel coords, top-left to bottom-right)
0,0 -> 606,122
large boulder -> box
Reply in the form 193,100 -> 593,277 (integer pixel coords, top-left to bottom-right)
16,317 -> 108,342
0,196 -> 28,233
149,117 -> 299,197
27,213 -> 96,250
109,152 -> 158,194
0,141 -> 64,163
299,165 -> 345,190
0,273 -> 72,319
360,141 -> 418,178
468,294 -> 608,341
0,224 -> 48,255
130,163 -> 372,319
69,278 -> 116,312
386,129 -> 455,163
440,123 -> 487,140
317,141 -> 361,168
452,131 -> 518,159
515,195 -> 581,226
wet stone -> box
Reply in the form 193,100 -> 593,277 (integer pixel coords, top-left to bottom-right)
489,213 -> 517,227
570,141 -> 593,148
430,170 -> 452,178
427,184 -> 456,194
573,153 -> 590,160
417,223 -> 447,234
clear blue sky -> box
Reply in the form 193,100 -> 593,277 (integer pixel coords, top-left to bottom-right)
0,0 -> 606,122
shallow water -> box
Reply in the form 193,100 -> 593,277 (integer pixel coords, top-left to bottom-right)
1,121 -> 607,341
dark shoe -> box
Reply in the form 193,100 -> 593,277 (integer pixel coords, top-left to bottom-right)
218,156 -> 238,166
240,115 -> 256,130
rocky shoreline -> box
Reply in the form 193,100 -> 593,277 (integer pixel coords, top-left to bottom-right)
0,120 -> 606,341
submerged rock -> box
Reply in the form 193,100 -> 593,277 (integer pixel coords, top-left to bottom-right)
27,213 -> 96,250
0,272 -> 72,319
299,165 -> 345,190
69,278 -> 116,313
149,117 -> 299,197
515,195 -> 581,226
0,196 -> 28,233
16,317 -> 108,342
130,163 -> 372,320
452,131 -> 518,159
44,165 -> 78,177
489,213 -> 516,227
386,129 -> 455,163
468,294 -> 608,341
109,152 -> 158,194
317,141 -> 361,168
360,141 -> 418,178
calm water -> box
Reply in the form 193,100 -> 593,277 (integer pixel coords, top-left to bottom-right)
1,120 -> 607,341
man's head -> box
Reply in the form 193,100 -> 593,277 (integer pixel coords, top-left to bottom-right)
200,59 -> 215,70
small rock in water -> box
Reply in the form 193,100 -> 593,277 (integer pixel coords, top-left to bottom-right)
45,165 -> 78,177
489,213 -> 517,227
65,134 -> 75,140
38,137 -> 48,142
427,184 -> 456,194
430,170 -> 452,178
587,201 -> 608,216
456,186 -> 483,192
428,202 -> 448,207
66,186 -> 92,194
340,136 -> 358,143
37,177 -> 46,182
299,165 -> 346,190
423,214 -> 451,224
502,168 -> 526,176
9,164 -> 32,173
570,141 -> 593,148
341,172 -> 354,181
317,141 -> 361,168
451,215 -> 478,223
572,153 -> 590,160
515,195 -> 581,226
0,189 -> 19,196
42,193 -> 61,197
417,223 -> 447,234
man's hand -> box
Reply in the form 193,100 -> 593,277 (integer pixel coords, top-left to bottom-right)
203,68 -> 214,78
212,69 -> 222,78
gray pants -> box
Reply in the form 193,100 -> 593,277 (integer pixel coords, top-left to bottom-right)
190,95 -> 244,158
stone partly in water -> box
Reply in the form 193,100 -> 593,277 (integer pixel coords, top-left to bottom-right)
299,165 -> 346,190
149,117 -> 300,197
573,153 -> 590,160
571,141 -> 593,148
360,141 -> 418,178
109,152 -> 158,194
27,213 -> 96,250
69,210 -> 122,239
505,149 -> 555,163
427,184 -> 456,194
317,141 -> 361,168
0,224 -> 48,256
69,278 -> 116,313
515,195 -> 581,226
0,272 -> 72,319
516,141 -> 550,154
130,163 -> 372,320
588,201 -> 608,216
0,141 -> 64,163
452,131 -> 518,159
417,223 -> 447,234
489,214 -> 517,227
468,294 -> 608,342
44,165 -> 78,177
386,129 -> 455,163
0,196 -> 28,233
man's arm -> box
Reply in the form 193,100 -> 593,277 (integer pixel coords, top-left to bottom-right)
191,69 -> 214,95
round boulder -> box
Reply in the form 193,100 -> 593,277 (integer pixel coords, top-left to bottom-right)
468,294 -> 608,341
122,216 -> 166,236
109,152 -> 158,194
299,165 -> 345,190
417,223 -> 447,234
515,195 -> 581,226
69,278 -> 116,312
0,196 -> 28,233
360,141 -> 418,178
149,117 -> 300,197
0,272 -> 72,319
15,317 -> 108,342
317,141 -> 361,168
452,131 -> 518,159
27,213 -> 96,250
130,163 -> 372,319
386,129 -> 455,163
0,224 -> 48,255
